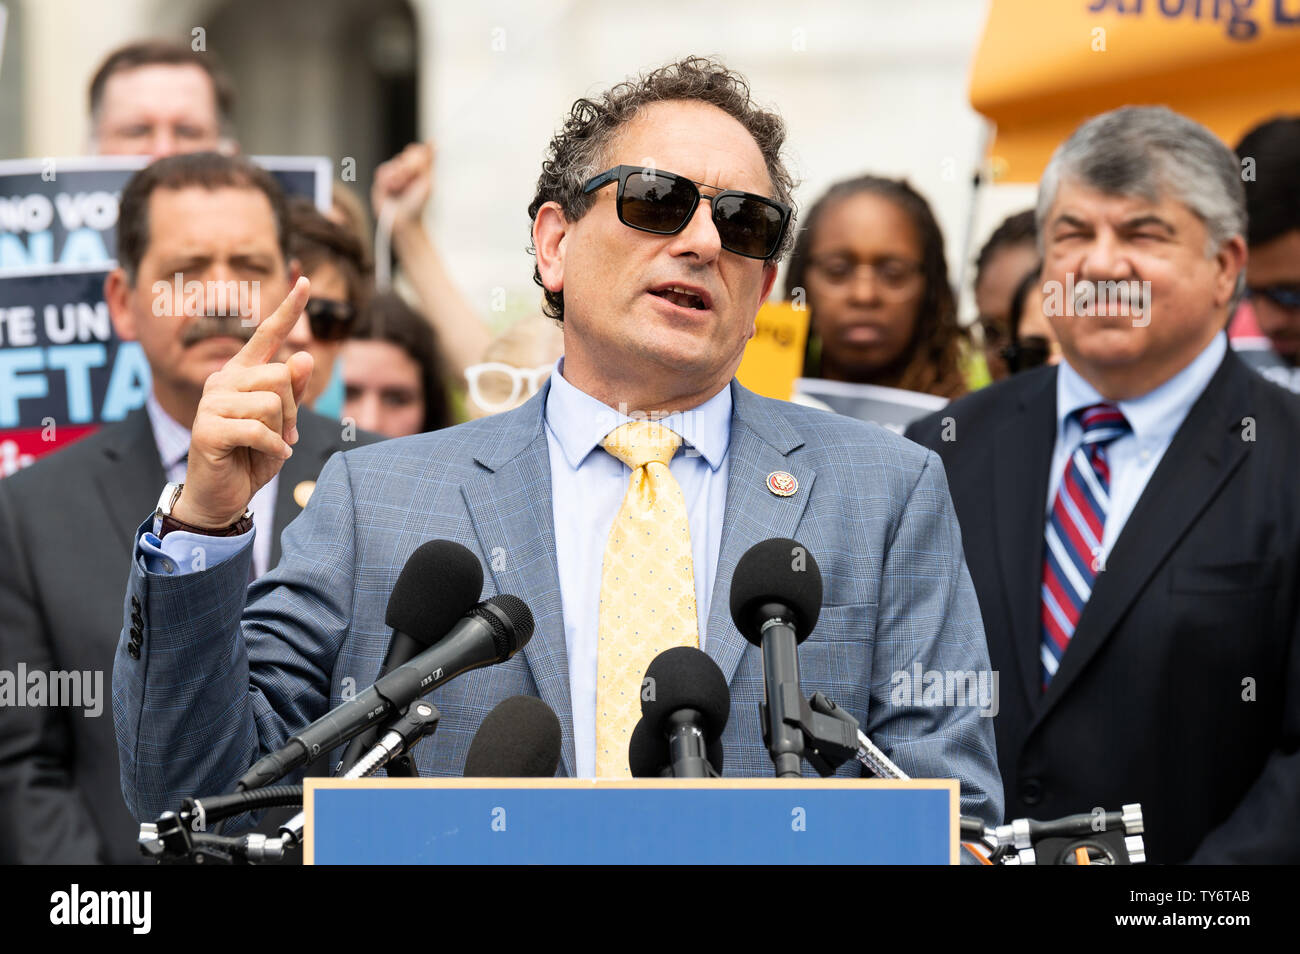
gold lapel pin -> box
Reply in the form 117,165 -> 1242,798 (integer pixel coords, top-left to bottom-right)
766,471 -> 798,497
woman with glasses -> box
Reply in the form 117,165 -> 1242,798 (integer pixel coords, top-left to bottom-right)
784,175 -> 968,399
342,292 -> 452,438
283,197 -> 372,416
465,314 -> 565,418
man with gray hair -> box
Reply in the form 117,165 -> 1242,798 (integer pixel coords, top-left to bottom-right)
909,105 -> 1300,863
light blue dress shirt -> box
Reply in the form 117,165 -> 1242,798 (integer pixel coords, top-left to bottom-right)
544,359 -> 732,778
141,360 -> 734,781
1048,332 -> 1227,564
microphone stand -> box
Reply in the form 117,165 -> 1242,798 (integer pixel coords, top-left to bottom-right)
138,701 -> 441,864
765,686 -> 1148,866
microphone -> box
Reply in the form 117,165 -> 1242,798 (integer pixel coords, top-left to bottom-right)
237,594 -> 534,790
463,696 -> 562,777
628,716 -> 723,777
628,646 -> 729,778
337,541 -> 484,774
729,538 -> 823,778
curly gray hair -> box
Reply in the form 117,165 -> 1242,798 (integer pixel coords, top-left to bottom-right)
526,56 -> 798,322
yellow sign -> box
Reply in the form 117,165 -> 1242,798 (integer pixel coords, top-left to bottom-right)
735,301 -> 810,401
970,0 -> 1300,182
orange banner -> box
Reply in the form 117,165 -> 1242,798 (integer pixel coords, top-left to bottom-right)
970,0 -> 1300,182
735,301 -> 810,401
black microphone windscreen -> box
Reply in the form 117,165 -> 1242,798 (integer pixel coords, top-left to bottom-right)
639,647 -> 730,741
385,541 -> 484,644
627,717 -> 664,778
480,593 -> 535,657
628,716 -> 724,777
728,537 -> 823,645
463,696 -> 561,778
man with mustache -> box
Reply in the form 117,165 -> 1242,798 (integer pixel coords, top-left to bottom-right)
907,106 -> 1300,863
0,153 -> 364,863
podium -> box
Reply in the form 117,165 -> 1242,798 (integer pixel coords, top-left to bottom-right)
302,777 -> 959,864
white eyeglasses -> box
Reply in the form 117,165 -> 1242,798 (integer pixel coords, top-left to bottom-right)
465,362 -> 554,413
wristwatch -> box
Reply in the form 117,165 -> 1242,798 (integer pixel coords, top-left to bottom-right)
154,482 -> 253,538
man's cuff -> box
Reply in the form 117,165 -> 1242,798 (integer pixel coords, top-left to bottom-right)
140,515 -> 254,576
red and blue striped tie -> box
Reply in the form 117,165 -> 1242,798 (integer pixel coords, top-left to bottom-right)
1040,402 -> 1130,690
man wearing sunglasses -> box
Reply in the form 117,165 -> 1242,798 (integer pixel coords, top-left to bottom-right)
114,58 -> 1003,838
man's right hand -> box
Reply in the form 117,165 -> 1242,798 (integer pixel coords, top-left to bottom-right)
172,277 -> 315,529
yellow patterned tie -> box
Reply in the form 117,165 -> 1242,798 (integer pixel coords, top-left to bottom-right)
595,420 -> 700,777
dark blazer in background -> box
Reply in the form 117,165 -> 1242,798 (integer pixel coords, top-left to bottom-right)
0,406 -> 365,864
906,350 -> 1300,864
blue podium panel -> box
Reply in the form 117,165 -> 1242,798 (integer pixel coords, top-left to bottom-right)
303,778 -> 958,865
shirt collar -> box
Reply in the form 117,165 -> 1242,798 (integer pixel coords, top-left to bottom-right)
1056,331 -> 1228,446
544,357 -> 732,471
145,392 -> 192,473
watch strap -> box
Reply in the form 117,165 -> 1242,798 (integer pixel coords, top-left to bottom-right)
158,511 -> 254,538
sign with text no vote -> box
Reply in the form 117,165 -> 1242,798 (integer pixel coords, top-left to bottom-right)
0,156 -> 332,475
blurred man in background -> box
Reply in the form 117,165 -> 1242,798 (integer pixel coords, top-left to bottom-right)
88,39 -> 236,158
1235,117 -> 1300,393
0,153 -> 363,863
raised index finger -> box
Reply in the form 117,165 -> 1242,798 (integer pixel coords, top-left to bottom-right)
227,275 -> 311,369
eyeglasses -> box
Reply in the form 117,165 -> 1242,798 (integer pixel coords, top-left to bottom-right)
581,164 -> 791,260
465,362 -> 553,413
808,256 -> 923,297
1246,284 -> 1300,310
305,298 -> 357,342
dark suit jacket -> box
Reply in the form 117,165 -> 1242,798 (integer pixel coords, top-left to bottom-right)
0,406 -> 363,863
906,349 -> 1300,864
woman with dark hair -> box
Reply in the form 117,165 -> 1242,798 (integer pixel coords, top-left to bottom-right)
785,175 -> 967,398
341,292 -> 453,438
1001,264 -> 1061,374
283,197 -> 372,417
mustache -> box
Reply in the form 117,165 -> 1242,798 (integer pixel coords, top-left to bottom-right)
180,314 -> 256,348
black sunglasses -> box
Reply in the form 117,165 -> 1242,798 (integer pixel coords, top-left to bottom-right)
1001,335 -> 1052,374
305,297 -> 356,342
1246,284 -> 1300,310
581,164 -> 791,260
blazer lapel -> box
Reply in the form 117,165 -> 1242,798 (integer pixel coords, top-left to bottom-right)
991,368 -> 1058,712
459,387 -> 575,776
271,411 -> 343,569
705,382 -> 815,686
1035,352 -> 1252,721
94,408 -> 165,552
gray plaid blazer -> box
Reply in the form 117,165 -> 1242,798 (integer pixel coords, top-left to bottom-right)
114,379 -> 1003,829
